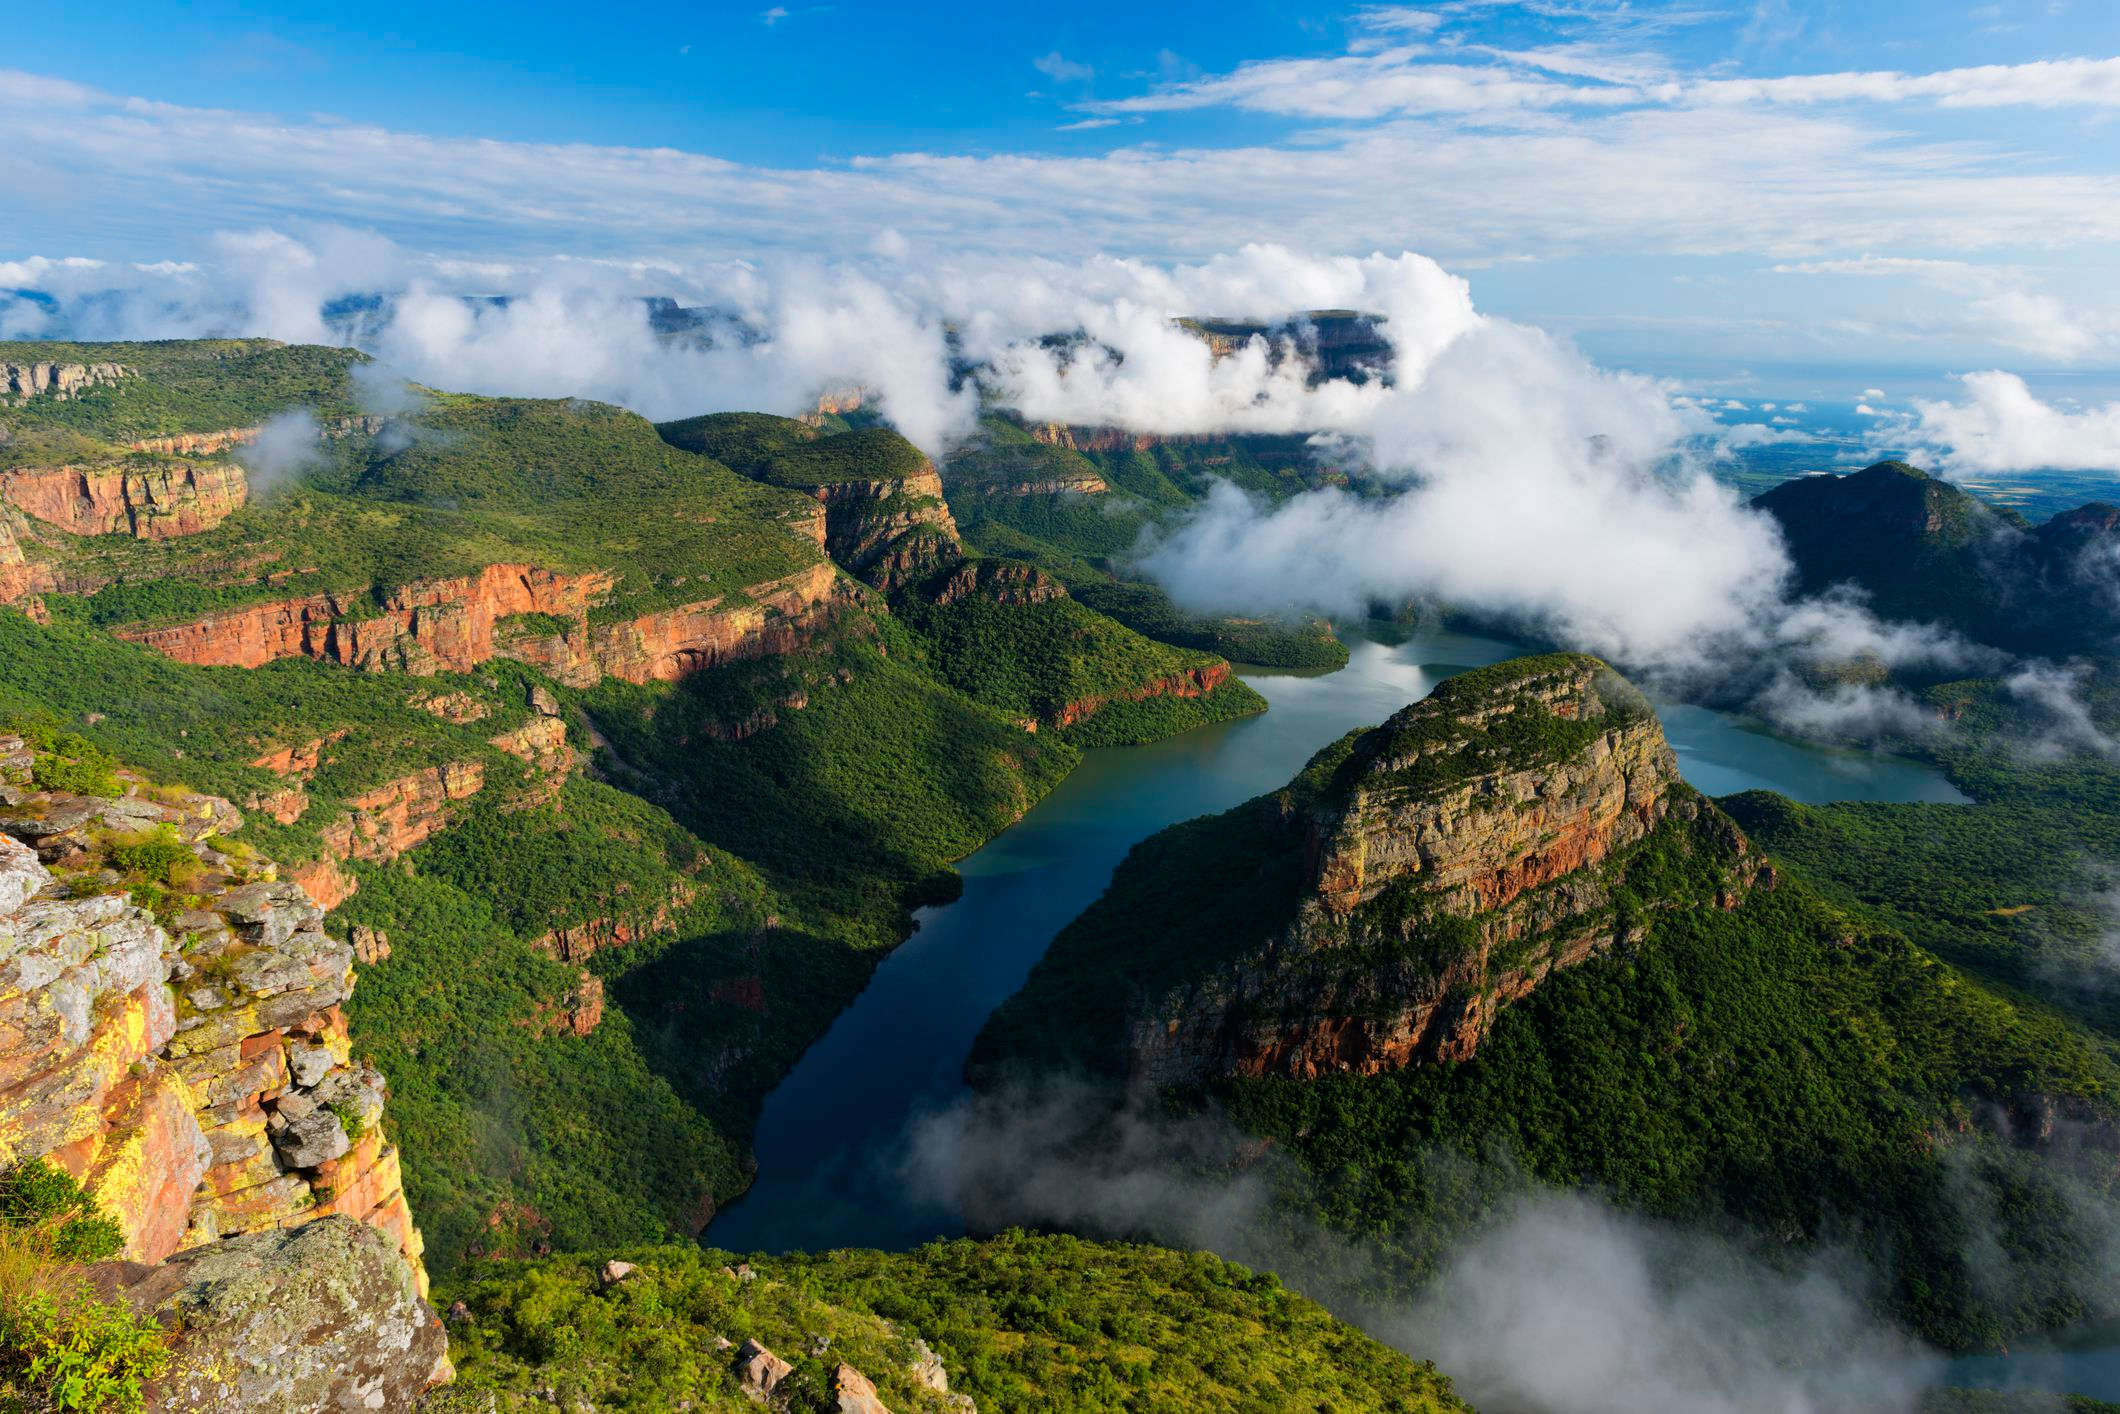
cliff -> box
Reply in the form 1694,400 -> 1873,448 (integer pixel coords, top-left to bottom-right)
2,459 -> 247,539
976,655 -> 1769,1089
2,360 -> 127,405
811,469 -> 964,592
0,734 -> 431,1290
116,559 -> 853,687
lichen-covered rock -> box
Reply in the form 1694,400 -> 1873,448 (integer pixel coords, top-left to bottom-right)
110,1217 -> 449,1412
735,1338 -> 793,1400
0,741 -> 430,1288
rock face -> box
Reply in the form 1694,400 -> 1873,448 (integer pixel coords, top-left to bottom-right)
0,736 -> 428,1288
101,1217 -> 448,1412
1050,661 -> 1233,732
506,560 -> 852,688
2,359 -> 126,404
117,563 -> 614,673
2,460 -> 247,539
120,558 -> 852,688
1128,655 -> 1769,1086
807,466 -> 963,592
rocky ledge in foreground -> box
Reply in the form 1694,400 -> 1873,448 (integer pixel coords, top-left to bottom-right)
0,730 -> 448,1406
975,653 -> 1771,1090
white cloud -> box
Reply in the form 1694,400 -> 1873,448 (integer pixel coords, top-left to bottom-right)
1033,52 -> 1095,84
759,6 -> 787,24
1775,256 -> 2120,362
1891,371 -> 2120,474
1087,49 -> 2120,121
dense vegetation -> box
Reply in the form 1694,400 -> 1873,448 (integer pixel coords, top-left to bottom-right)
0,339 -> 362,463
892,589 -> 1266,741
973,656 -> 2120,1354
0,1161 -> 166,1413
429,1232 -> 1471,1413
1753,461 -> 2120,657
940,414 -> 1355,669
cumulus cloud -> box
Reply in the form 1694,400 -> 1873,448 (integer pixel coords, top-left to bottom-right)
10,226 -> 2017,739
1887,372 -> 2120,476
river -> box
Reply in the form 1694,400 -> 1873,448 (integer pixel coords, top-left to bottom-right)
707,629 -> 1965,1255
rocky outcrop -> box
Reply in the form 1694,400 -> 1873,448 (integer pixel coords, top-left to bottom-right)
809,468 -> 963,592
1027,424 -> 1167,455
525,972 -> 604,1037
0,737 -> 429,1291
120,558 -> 854,689
124,415 -> 386,458
1050,661 -> 1233,731
118,563 -> 615,673
2,360 -> 125,405
531,881 -> 697,963
1129,656 -> 1769,1086
98,1217 -> 449,1411
316,760 -> 485,865
1,460 -> 247,539
505,560 -> 852,687
0,512 -> 58,604
926,558 -> 1067,608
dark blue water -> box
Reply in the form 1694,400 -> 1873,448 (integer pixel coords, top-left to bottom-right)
707,631 -> 1966,1253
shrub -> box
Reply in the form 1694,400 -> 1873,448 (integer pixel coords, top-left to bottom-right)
0,1164 -> 123,1264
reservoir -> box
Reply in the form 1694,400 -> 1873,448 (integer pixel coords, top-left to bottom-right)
708,629 -> 1965,1254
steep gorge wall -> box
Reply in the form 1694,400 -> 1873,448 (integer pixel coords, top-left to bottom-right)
117,558 -> 854,689
2,459 -> 247,539
1130,656 -> 1770,1085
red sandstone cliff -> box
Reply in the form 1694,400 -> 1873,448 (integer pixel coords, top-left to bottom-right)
2,460 -> 247,539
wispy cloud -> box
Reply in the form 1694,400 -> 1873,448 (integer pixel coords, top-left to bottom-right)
1033,51 -> 1095,84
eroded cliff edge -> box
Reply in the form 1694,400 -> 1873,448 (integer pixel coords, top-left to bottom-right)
973,653 -> 1770,1090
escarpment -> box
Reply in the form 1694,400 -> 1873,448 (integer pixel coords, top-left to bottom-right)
2,458 -> 247,539
977,655 -> 1769,1090
2,360 -> 127,405
116,558 -> 853,687
0,736 -> 436,1367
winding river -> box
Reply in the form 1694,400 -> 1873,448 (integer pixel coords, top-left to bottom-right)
708,629 -> 1964,1255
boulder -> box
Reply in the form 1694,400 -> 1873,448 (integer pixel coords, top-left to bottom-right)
109,1216 -> 448,1412
831,1363 -> 892,1414
735,1339 -> 793,1400
272,1108 -> 351,1168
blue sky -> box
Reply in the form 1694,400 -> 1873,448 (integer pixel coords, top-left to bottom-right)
5,0 -> 2120,400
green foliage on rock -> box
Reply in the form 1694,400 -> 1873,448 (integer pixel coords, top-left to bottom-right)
0,1161 -> 164,1414
892,589 -> 1265,739
433,1232 -> 1472,1413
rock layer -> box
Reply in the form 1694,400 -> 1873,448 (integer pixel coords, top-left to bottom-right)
1129,655 -> 1769,1086
0,737 -> 428,1289
2,460 -> 247,539
120,558 -> 852,688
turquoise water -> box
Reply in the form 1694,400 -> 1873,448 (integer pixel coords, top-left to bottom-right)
706,631 -> 1966,1253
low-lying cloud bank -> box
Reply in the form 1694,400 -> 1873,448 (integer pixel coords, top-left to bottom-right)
5,228 -> 2095,733
902,1083 -> 1948,1414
